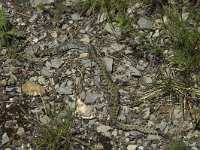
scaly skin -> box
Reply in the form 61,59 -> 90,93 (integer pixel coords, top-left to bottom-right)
57,43 -> 156,134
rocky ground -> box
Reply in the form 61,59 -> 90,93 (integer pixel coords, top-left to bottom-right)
0,0 -> 200,150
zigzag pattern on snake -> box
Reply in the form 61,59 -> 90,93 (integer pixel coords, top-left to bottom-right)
57,43 -> 157,134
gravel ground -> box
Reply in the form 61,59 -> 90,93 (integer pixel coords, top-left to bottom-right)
0,0 -> 200,150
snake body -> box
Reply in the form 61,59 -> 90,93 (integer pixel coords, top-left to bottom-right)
57,43 -> 157,134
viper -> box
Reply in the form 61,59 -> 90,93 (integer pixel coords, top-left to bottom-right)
57,43 -> 157,134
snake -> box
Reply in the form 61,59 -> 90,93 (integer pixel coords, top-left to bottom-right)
57,43 -> 158,134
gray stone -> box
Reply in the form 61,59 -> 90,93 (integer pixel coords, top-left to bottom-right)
136,60 -> 148,70
50,58 -> 64,68
62,23 -> 68,29
50,31 -> 58,38
79,29 -> 86,34
16,127 -> 25,136
143,108 -> 150,119
80,34 -> 90,43
71,13 -> 81,20
96,103 -> 104,109
64,0 -> 78,5
29,14 -> 38,23
174,106 -> 182,119
118,113 -> 126,121
103,57 -> 113,72
101,47 -> 109,55
129,66 -> 141,77
3,59 -> 12,66
156,121 -> 167,132
138,145 -> 145,150
6,87 -> 14,92
129,131 -> 143,138
81,59 -> 92,68
97,12 -> 107,23
182,12 -> 189,21
151,144 -> 158,149
147,134 -> 160,140
121,106 -> 130,114
38,32 -> 47,41
112,130 -> 118,136
24,50 -> 35,61
192,147 -> 199,150
66,99 -> 76,109
152,29 -> 160,38
127,145 -> 138,150
137,17 -> 153,29
103,22 -> 121,36
117,66 -> 125,72
88,119 -> 97,125
39,115 -> 51,124
79,91 -> 86,100
31,109 -> 42,114
79,52 -> 89,58
30,0 -> 55,7
56,86 -> 73,95
97,124 -> 111,133
45,61 -> 52,68
41,67 -> 53,77
33,37 -> 39,43
7,74 -> 17,85
67,80 -> 73,87
1,132 -> 9,145
85,90 -> 98,103
109,43 -> 125,53
104,23 -> 114,34
58,110 -> 67,118
198,27 -> 200,32
38,76 -> 46,84
141,75 -> 153,84
65,70 -> 72,75
60,81 -> 67,88
125,70 -> 131,77
124,49 -> 132,54
125,137 -> 130,143
103,131 -> 111,138
29,76 -> 37,82
113,74 -> 127,83
4,148 -> 11,150
94,75 -> 101,85
136,64 -> 145,70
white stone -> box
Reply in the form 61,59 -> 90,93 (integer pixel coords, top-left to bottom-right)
127,144 -> 138,150
182,12 -> 189,21
71,13 -> 81,20
16,127 -> 25,135
1,132 -> 9,145
80,34 -> 90,44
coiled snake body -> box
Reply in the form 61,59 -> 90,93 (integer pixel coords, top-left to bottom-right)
58,43 -> 157,134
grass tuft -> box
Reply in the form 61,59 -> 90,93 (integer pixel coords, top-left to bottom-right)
76,0 -> 133,35
0,8 -> 11,47
167,139 -> 191,150
53,2 -> 66,21
142,5 -> 200,125
36,104 -> 91,150
164,7 -> 200,73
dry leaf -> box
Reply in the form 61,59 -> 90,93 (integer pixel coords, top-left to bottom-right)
75,98 -> 96,119
21,82 -> 46,96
